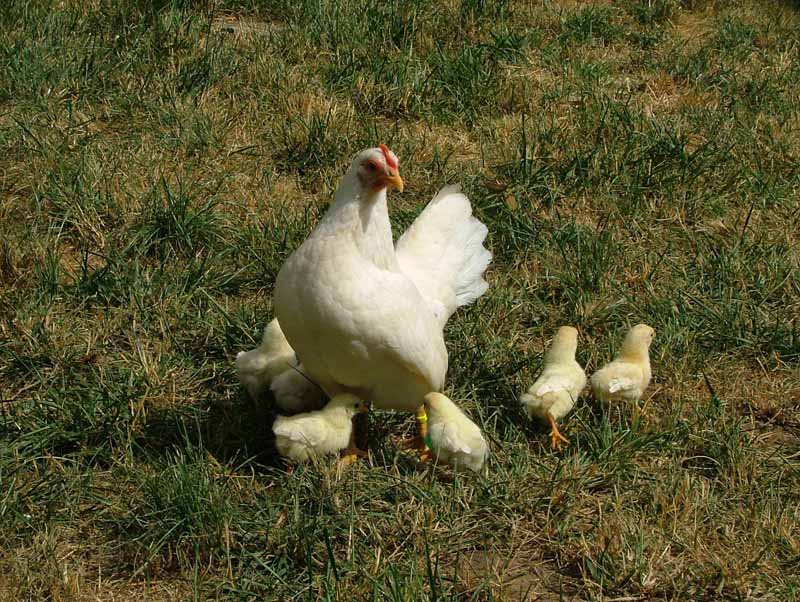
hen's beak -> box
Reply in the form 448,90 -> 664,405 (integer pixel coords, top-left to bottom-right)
379,169 -> 404,193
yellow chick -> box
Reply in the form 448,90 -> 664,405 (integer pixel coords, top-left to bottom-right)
590,324 -> 655,403
273,394 -> 368,463
520,326 -> 586,450
270,364 -> 325,413
422,393 -> 488,472
236,319 -> 296,400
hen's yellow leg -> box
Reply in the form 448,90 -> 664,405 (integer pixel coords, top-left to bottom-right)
398,405 -> 430,455
415,405 -> 430,453
547,413 -> 569,451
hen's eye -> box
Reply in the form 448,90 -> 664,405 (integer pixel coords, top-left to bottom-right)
365,161 -> 377,172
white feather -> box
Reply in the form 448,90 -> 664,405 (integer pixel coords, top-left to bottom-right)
535,374 -> 577,397
607,378 -> 635,393
396,185 -> 492,329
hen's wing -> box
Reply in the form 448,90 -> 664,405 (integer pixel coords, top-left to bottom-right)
351,268 -> 448,392
395,186 -> 491,329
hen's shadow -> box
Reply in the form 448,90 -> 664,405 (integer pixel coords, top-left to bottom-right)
137,391 -> 286,470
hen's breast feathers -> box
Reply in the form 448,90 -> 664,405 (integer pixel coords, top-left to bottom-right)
276,233 -> 447,395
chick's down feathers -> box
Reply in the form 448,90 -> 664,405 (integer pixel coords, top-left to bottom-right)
236,319 -> 296,400
270,365 -> 326,413
521,326 -> 586,422
423,393 -> 488,472
273,394 -> 366,462
591,324 -> 655,403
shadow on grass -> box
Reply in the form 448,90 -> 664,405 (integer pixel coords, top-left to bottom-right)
133,385 -> 451,476
135,391 -> 286,471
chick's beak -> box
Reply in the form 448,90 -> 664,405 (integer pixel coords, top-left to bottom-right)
379,168 -> 404,193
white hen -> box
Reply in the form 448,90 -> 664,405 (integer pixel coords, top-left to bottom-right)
422,392 -> 488,472
590,324 -> 655,403
236,319 -> 296,400
273,145 -> 491,455
520,326 -> 586,450
273,394 -> 368,463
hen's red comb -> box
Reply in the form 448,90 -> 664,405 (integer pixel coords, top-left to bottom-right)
379,143 -> 398,170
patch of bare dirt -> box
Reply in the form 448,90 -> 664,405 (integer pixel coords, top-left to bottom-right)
640,71 -> 720,117
448,547 -> 581,601
672,10 -> 713,48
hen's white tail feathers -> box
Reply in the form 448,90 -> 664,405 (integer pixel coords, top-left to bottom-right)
395,185 -> 491,327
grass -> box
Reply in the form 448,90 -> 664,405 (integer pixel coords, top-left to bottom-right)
1,0 -> 799,600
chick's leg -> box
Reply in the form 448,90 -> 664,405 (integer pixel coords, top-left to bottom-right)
547,412 -> 569,451
338,415 -> 368,468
